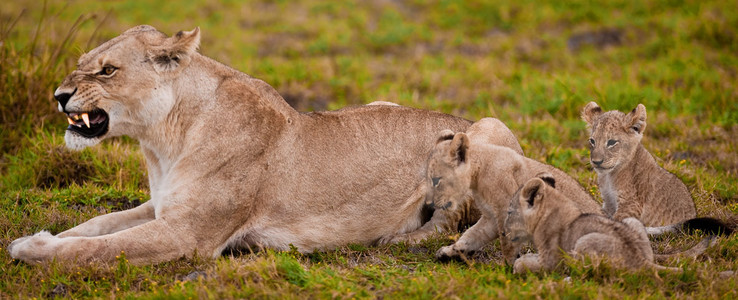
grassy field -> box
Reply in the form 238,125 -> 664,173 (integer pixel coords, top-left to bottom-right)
1,0 -> 737,298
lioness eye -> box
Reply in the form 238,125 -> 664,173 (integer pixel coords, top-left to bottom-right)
98,65 -> 117,76
607,139 -> 618,147
588,138 -> 595,146
431,177 -> 441,187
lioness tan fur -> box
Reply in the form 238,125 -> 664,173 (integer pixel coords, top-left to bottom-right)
8,25 -> 523,265
581,102 -> 696,227
425,128 -> 602,264
507,175 -> 685,274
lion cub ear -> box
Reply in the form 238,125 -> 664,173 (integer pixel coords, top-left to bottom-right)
581,102 -> 603,126
535,172 -> 556,189
449,132 -> 470,165
148,27 -> 201,73
436,129 -> 455,144
520,178 -> 546,209
626,104 -> 647,134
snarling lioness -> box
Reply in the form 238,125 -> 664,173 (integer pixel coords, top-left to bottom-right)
8,26 -> 523,265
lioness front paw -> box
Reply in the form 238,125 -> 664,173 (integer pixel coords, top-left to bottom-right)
8,231 -> 60,264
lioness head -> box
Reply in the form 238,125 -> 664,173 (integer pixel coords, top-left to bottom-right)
581,102 -> 647,174
424,130 -> 472,212
53,25 -> 201,149
504,173 -> 556,247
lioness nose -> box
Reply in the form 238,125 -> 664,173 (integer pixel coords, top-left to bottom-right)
592,159 -> 603,166
54,87 -> 77,112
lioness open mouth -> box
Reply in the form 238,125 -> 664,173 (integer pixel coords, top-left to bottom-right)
66,109 -> 109,138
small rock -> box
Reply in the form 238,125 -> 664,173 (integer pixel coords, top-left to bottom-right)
49,283 -> 67,298
183,271 -> 208,281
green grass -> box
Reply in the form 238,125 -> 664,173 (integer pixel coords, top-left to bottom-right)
1,0 -> 737,298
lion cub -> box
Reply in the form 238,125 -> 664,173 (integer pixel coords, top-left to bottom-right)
427,127 -> 602,264
505,175 -> 682,274
581,102 -> 696,227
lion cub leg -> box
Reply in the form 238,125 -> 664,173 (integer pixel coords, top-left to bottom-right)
513,253 -> 542,274
572,233 -> 623,267
436,214 -> 498,261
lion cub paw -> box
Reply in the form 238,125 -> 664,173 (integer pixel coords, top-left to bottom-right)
436,245 -> 473,262
512,253 -> 541,274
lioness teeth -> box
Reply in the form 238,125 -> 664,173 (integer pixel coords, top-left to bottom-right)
67,117 -> 74,125
82,113 -> 90,128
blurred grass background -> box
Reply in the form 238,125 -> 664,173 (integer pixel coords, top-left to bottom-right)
1,0 -> 737,298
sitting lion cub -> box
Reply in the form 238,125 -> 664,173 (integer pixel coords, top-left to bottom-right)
506,175 -> 683,274
581,102 -> 696,226
427,126 -> 602,264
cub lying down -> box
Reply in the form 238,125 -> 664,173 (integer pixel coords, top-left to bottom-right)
381,118 -> 524,245
425,127 -> 602,264
506,174 -> 704,274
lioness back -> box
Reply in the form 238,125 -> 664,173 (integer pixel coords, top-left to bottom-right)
238,105 -> 479,250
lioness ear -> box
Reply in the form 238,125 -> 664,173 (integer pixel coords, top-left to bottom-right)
535,172 -> 556,189
581,102 -> 602,126
148,27 -> 201,73
520,178 -> 545,208
436,129 -> 455,144
449,133 -> 470,165
626,104 -> 647,134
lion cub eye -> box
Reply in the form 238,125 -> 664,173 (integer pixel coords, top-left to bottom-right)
431,177 -> 441,187
98,65 -> 118,76
588,138 -> 595,147
607,139 -> 618,148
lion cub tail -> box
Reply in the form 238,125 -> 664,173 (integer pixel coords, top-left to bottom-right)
646,217 -> 734,237
653,236 -> 716,262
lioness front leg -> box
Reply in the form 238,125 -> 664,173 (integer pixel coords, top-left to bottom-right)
9,216 -> 207,265
436,215 -> 497,261
57,201 -> 155,238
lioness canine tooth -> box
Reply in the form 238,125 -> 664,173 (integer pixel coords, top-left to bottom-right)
82,113 -> 91,128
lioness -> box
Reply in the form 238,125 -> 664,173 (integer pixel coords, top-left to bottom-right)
507,175 -> 685,274
581,102 -> 733,236
424,128 -> 602,264
8,26 -> 522,265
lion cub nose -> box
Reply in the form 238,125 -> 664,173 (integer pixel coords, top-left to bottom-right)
54,87 -> 77,112
592,159 -> 604,166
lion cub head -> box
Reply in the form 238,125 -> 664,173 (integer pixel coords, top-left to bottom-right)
581,102 -> 647,174
425,130 -> 473,212
53,25 -> 201,149
504,173 -> 556,247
